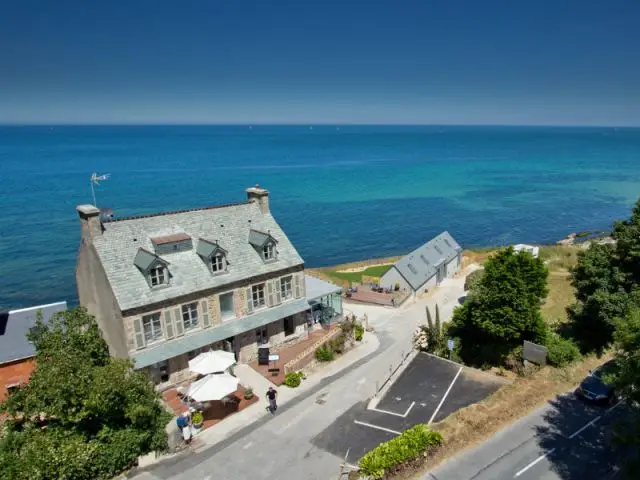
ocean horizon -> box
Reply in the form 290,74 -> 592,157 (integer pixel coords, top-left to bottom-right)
1,124 -> 640,310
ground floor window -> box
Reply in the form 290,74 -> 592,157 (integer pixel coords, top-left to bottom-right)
256,327 -> 268,345
284,316 -> 295,336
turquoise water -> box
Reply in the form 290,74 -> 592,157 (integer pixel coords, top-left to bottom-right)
1,125 -> 639,309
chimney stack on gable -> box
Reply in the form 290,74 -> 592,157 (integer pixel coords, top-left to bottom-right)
76,204 -> 103,243
245,184 -> 270,214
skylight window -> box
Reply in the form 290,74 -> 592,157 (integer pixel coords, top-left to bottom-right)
444,239 -> 452,248
434,245 -> 443,255
408,264 -> 418,275
420,254 -> 429,265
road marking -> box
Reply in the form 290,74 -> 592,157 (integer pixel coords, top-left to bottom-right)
243,441 -> 253,449
354,420 -> 401,435
514,449 -> 555,477
568,415 -> 602,439
370,401 -> 416,418
428,367 -> 463,424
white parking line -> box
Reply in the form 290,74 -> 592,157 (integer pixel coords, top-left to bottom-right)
428,367 -> 463,425
370,401 -> 416,418
514,449 -> 555,477
354,420 -> 401,435
514,400 -> 623,477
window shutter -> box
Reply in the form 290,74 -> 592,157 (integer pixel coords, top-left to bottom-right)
201,300 -> 211,328
173,308 -> 184,336
246,287 -> 254,314
267,281 -> 274,307
274,279 -> 282,304
133,317 -> 145,349
163,310 -> 174,339
294,274 -> 302,298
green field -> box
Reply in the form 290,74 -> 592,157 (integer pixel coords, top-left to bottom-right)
323,264 -> 393,285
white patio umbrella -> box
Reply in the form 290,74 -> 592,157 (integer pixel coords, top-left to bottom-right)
188,350 -> 236,375
187,373 -> 239,402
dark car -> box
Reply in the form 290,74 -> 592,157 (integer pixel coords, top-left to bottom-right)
576,360 -> 618,405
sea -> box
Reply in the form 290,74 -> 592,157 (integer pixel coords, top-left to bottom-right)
1,125 -> 640,310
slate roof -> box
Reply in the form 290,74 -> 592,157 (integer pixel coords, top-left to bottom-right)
93,202 -> 304,312
0,302 -> 67,364
386,231 -> 461,291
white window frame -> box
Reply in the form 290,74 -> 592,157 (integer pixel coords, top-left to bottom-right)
219,291 -> 235,321
280,276 -> 293,301
262,242 -> 275,261
142,312 -> 163,344
211,253 -> 225,273
149,266 -> 166,287
252,283 -> 266,309
181,302 -> 199,331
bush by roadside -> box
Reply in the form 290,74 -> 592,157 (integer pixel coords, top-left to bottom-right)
544,332 -> 581,367
315,345 -> 334,362
358,424 -> 443,479
283,371 -> 305,388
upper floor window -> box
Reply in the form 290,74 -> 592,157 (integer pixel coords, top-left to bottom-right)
149,266 -> 167,287
211,253 -> 225,273
143,313 -> 163,344
252,283 -> 266,309
262,243 -> 275,261
280,276 -> 293,300
182,302 -> 199,331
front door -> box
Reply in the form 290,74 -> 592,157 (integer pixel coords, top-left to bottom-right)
223,337 -> 237,361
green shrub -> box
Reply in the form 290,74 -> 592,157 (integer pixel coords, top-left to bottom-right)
545,332 -> 581,367
355,324 -> 365,341
243,387 -> 254,400
329,333 -> 346,354
464,269 -> 484,291
191,411 -> 203,426
315,345 -> 334,362
358,424 -> 443,479
283,371 -> 305,388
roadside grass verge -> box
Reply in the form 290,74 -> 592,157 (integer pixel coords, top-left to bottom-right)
395,354 -> 610,479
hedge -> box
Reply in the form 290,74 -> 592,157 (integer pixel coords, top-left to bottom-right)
358,424 -> 443,479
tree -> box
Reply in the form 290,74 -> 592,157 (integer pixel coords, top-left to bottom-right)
610,309 -> 640,472
0,307 -> 171,480
413,305 -> 446,356
569,200 -> 640,351
448,247 -> 548,366
464,269 -> 484,292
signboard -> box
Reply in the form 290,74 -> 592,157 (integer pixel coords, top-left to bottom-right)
523,340 -> 548,366
268,354 -> 280,362
447,339 -> 455,351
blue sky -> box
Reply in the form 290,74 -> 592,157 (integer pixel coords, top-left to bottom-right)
1,0 -> 639,125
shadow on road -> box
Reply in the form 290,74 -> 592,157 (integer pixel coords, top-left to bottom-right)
533,393 -> 629,479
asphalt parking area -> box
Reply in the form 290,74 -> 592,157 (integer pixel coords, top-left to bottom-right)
312,353 -> 507,461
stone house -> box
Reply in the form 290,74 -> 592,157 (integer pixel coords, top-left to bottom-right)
380,231 -> 462,297
0,302 -> 67,402
75,185 -> 341,387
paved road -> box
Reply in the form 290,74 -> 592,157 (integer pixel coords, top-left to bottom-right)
425,392 -> 630,480
132,277 -> 468,480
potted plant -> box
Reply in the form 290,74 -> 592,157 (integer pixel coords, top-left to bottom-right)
244,387 -> 254,400
191,411 -> 204,430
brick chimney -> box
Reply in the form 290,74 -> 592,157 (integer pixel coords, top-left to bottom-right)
245,184 -> 270,214
76,204 -> 103,243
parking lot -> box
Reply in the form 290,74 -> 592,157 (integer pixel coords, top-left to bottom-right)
313,353 -> 508,460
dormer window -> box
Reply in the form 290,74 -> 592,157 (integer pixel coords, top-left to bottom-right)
150,266 -> 167,286
134,248 -> 170,289
211,253 -> 225,273
196,238 -> 228,275
262,243 -> 275,261
248,229 -> 278,262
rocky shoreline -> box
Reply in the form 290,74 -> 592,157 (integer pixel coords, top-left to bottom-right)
556,230 -> 614,246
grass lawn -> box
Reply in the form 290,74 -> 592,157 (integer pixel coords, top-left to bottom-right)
324,264 -> 392,285
541,271 -> 575,323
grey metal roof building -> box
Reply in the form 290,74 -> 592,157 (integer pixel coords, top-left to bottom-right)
382,232 -> 462,292
92,201 -> 304,312
0,302 -> 67,365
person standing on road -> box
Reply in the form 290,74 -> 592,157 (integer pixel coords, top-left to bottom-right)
266,386 -> 278,413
